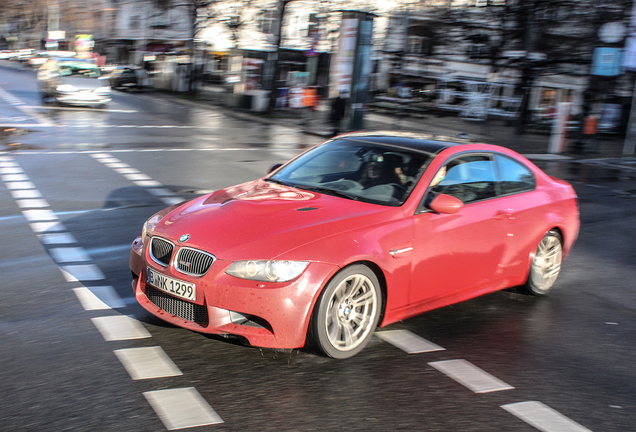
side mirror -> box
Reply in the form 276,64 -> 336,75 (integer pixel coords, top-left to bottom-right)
268,163 -> 283,174
428,193 -> 463,214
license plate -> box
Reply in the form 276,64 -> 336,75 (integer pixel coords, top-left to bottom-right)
147,267 -> 196,301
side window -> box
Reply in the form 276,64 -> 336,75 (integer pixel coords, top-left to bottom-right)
431,155 -> 497,203
495,155 -> 536,195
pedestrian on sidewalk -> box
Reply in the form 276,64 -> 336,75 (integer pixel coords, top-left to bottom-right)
329,91 -> 346,136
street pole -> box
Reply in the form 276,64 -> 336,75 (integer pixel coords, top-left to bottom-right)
267,0 -> 291,114
623,75 -> 636,155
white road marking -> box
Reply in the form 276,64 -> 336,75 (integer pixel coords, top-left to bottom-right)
144,388 -> 223,430
0,161 -> 19,167
377,330 -> 445,354
21,209 -> 59,222
502,401 -> 593,432
50,247 -> 91,263
10,189 -> 42,199
0,87 -> 55,126
114,347 -> 183,380
429,359 -> 514,393
73,286 -> 125,310
91,315 -> 151,341
15,199 -> 49,208
124,173 -> 152,181
30,221 -> 65,233
2,174 -> 29,181
106,162 -> 131,169
114,167 -> 140,174
24,105 -> 137,113
38,232 -> 77,244
98,158 -> 121,164
147,188 -> 175,197
59,264 -> 105,281
5,181 -> 36,190
134,180 -> 162,187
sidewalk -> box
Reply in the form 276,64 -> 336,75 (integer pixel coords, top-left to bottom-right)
193,84 -> 630,160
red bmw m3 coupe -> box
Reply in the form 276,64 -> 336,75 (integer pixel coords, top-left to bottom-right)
130,132 -> 579,359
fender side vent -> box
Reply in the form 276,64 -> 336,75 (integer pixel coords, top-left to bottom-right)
296,207 -> 318,211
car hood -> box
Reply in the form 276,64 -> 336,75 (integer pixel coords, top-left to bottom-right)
153,179 -> 397,261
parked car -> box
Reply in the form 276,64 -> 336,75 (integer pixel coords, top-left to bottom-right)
37,58 -> 111,107
130,132 -> 580,359
107,66 -> 139,90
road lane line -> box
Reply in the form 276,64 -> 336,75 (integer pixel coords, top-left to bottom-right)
91,315 -> 151,341
4,181 -> 36,190
429,359 -> 514,393
59,264 -> 105,281
37,232 -> 77,244
124,173 -> 152,181
502,401 -> 593,432
90,154 -> 186,205
50,247 -> 92,263
10,189 -> 42,199
0,87 -> 55,126
73,286 -> 125,310
114,347 -> 183,380
21,209 -> 59,222
30,221 -> 66,233
15,198 -> 49,208
144,388 -> 224,430
1,155 -> 222,429
2,173 -> 29,181
377,330 -> 445,354
134,180 -> 162,187
147,188 -> 175,197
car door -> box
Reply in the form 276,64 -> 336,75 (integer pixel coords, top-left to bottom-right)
491,153 -> 542,283
410,153 -> 510,307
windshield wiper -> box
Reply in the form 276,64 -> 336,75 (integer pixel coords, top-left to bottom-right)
296,185 -> 359,201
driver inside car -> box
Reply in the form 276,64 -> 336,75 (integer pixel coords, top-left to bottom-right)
360,154 -> 403,189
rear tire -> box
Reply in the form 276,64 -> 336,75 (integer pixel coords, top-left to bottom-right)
311,265 -> 382,359
524,230 -> 563,295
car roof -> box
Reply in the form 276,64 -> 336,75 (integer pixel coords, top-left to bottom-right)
334,131 -> 469,155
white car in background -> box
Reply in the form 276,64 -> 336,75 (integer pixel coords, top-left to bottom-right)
37,58 -> 111,107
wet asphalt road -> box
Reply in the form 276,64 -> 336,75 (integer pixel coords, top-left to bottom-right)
1,65 -> 635,431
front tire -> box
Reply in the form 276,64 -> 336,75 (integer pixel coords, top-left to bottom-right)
311,265 -> 382,359
524,230 -> 563,295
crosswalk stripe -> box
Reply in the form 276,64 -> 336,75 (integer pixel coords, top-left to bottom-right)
377,330 -> 445,354
144,387 -> 223,430
114,347 -> 183,380
429,359 -> 514,393
91,315 -> 151,341
502,401 -> 593,432
73,286 -> 125,310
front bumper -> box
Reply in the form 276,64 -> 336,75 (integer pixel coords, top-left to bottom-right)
129,237 -> 338,349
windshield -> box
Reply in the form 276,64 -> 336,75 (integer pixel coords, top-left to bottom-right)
268,139 -> 431,206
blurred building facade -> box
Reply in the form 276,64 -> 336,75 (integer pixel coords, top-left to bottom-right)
0,0 -> 633,131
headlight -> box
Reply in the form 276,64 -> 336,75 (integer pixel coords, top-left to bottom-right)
56,84 -> 77,92
226,260 -> 309,282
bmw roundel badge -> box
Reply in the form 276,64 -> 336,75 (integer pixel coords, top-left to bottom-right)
179,234 -> 190,243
